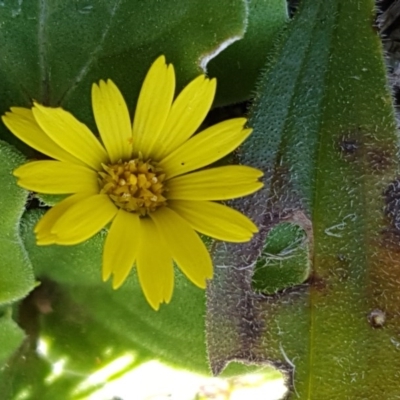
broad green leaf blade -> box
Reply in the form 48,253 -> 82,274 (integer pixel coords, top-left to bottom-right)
207,0 -> 400,398
208,0 -> 288,106
0,141 -> 35,305
0,0 -> 247,152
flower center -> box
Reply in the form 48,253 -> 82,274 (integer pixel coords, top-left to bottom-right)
98,158 -> 167,216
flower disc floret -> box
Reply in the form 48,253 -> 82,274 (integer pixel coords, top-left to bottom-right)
99,158 -> 167,216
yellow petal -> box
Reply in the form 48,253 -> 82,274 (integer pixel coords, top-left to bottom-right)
136,217 -> 174,310
35,193 -> 91,245
32,103 -> 108,170
92,80 -> 133,163
50,194 -> 117,245
2,108 -> 82,164
150,207 -> 212,288
169,200 -> 258,242
159,118 -> 251,179
102,208 -> 140,285
152,75 -> 216,160
167,166 -> 264,200
14,160 -> 99,194
132,55 -> 175,159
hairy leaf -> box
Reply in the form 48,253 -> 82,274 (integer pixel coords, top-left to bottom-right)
206,0 -> 400,398
0,141 -> 35,305
0,308 -> 25,367
0,0 -> 248,153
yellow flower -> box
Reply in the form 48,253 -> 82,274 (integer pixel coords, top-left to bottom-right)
3,56 -> 263,309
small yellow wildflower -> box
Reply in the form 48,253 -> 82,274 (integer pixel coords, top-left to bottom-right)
3,56 -> 263,309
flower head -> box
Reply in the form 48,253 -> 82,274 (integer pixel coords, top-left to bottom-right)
3,56 -> 263,309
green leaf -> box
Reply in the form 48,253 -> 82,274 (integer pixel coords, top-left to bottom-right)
252,223 -> 309,294
207,0 -> 400,398
0,140 -> 35,305
208,0 -> 288,106
0,343 -> 82,400
0,308 -> 25,367
0,288 -> 139,400
0,0 -> 248,153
